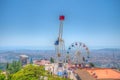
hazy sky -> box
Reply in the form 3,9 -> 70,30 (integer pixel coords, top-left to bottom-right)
0,0 -> 120,50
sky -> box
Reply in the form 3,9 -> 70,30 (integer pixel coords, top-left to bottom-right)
0,0 -> 120,50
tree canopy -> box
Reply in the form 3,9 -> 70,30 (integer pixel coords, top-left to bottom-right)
6,61 -> 22,74
50,57 -> 54,63
11,64 -> 69,80
0,70 -> 6,80
1,61 -> 70,80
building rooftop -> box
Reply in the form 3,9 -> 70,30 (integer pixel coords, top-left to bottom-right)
33,60 -> 50,66
75,69 -> 96,80
75,68 -> 120,80
20,55 -> 28,58
86,68 -> 120,80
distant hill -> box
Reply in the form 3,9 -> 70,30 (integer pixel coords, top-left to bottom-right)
0,48 -> 120,68
95,48 -> 120,51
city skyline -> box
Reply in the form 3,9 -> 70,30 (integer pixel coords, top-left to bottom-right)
0,0 -> 120,50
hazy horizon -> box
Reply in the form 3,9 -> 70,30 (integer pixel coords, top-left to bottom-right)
0,46 -> 120,51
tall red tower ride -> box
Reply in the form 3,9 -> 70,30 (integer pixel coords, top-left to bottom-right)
55,15 -> 65,64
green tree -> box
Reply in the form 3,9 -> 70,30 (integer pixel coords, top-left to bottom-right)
30,58 -> 33,64
11,64 -> 46,80
11,64 -> 70,80
6,60 -> 22,74
0,70 -> 6,80
50,57 -> 54,63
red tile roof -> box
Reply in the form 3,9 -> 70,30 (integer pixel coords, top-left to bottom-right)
86,68 -> 120,80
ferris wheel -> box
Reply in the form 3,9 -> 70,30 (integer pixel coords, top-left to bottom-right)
66,42 -> 90,64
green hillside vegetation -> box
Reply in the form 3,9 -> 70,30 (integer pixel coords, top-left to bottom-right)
0,70 -> 5,80
6,61 -> 22,74
11,64 -> 69,80
0,61 -> 70,80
